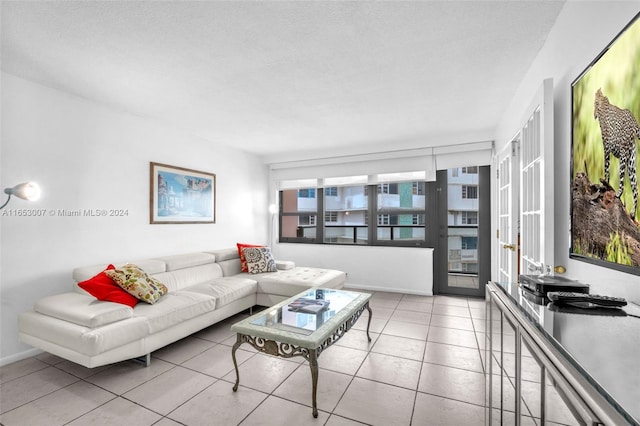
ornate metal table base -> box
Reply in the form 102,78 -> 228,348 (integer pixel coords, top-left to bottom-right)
231,301 -> 372,418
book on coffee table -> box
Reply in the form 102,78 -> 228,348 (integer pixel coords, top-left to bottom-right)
288,298 -> 330,314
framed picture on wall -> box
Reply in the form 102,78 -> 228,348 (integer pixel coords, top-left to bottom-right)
570,12 -> 640,275
150,162 -> 216,224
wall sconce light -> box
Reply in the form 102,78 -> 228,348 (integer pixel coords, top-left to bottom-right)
0,182 -> 41,210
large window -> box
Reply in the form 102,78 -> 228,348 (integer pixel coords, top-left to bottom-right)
279,181 -> 427,247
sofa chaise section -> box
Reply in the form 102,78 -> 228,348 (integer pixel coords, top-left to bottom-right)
208,248 -> 346,305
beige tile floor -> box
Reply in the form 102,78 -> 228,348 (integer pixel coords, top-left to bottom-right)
0,292 -> 488,426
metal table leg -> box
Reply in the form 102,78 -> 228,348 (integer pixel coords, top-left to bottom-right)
309,348 -> 319,418
231,334 -> 242,392
365,302 -> 373,342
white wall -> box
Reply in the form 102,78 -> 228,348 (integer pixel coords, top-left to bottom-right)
0,73 -> 270,364
494,2 -> 640,302
273,243 -> 434,296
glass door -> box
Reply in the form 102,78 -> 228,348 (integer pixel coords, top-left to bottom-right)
520,79 -> 555,276
496,140 -> 520,283
434,165 -> 490,297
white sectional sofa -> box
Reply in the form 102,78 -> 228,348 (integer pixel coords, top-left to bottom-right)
18,248 -> 345,368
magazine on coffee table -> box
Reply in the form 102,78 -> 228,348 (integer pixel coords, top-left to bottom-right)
287,298 -> 330,314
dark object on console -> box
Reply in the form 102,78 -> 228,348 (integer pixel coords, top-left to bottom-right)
521,285 -> 549,305
519,275 -> 589,298
548,302 -> 628,317
547,291 -> 627,308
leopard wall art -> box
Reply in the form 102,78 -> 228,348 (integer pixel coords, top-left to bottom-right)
594,88 -> 640,220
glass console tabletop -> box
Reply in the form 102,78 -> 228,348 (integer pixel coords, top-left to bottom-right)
230,288 -> 372,418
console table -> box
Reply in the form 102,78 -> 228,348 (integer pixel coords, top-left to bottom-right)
486,281 -> 639,425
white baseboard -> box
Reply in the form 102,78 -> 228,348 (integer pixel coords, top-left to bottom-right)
1,348 -> 43,367
344,282 -> 433,296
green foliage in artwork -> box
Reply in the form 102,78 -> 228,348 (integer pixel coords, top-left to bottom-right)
572,18 -> 640,221
572,239 -> 584,256
605,231 -> 633,266
573,238 -> 603,260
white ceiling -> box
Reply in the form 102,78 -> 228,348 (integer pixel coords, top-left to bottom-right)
1,1 -> 565,162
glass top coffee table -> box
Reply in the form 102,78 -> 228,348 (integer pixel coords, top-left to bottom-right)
230,288 -> 372,417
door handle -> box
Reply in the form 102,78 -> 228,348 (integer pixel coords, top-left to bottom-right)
502,244 -> 516,251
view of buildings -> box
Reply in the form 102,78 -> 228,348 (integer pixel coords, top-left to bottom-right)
447,167 -> 479,275
280,167 -> 480,278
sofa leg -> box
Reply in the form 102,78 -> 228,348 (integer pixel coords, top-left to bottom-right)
132,353 -> 151,367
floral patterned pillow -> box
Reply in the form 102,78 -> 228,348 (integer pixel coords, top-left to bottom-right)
242,247 -> 278,274
105,264 -> 168,304
237,243 -> 263,272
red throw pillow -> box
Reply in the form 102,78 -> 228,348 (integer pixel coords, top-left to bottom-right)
77,264 -> 139,307
237,243 -> 264,272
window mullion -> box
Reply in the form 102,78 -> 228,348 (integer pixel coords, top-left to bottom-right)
369,184 -> 377,245
317,188 -> 324,244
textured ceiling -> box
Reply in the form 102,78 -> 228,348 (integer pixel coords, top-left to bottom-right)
1,1 -> 565,162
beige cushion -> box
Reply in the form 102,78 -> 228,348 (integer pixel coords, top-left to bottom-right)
133,292 -> 216,334
207,248 -> 239,262
34,293 -> 133,328
72,259 -> 166,282
183,277 -> 257,308
151,263 -> 224,293
154,252 -> 216,271
217,258 -> 242,277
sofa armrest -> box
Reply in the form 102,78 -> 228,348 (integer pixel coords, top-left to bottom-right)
34,293 -> 133,328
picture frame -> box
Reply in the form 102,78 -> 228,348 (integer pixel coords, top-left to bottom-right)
570,12 -> 640,275
150,162 -> 216,224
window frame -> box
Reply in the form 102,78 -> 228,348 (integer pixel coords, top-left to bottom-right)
325,211 -> 338,222
462,185 -> 478,199
461,211 -> 478,225
325,187 -> 338,196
